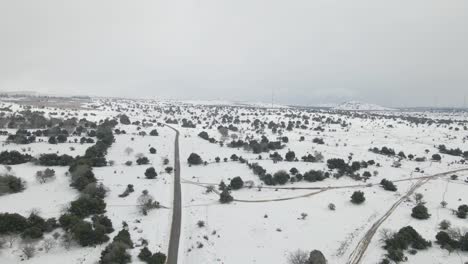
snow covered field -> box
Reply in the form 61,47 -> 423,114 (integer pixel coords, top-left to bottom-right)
0,97 -> 468,264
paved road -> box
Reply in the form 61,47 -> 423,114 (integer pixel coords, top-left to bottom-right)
166,126 -> 181,264
346,168 -> 468,264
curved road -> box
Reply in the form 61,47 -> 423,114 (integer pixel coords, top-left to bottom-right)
166,126 -> 181,264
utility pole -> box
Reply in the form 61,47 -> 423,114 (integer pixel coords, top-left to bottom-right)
271,88 -> 274,108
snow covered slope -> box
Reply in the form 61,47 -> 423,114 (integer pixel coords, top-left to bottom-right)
333,101 -> 394,111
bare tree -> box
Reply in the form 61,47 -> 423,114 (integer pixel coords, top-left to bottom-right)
3,233 -> 16,248
137,190 -> 159,215
21,244 -> 36,259
379,228 -> 394,242
124,147 -> 134,156
36,168 -> 55,184
61,233 -> 73,250
43,238 -> 56,253
287,249 -> 309,264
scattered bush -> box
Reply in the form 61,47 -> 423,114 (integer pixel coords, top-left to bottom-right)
144,167 -> 157,179
0,175 -> 25,195
0,151 -> 32,165
411,204 -> 430,220
136,157 -> 150,165
351,191 -> 365,204
219,189 -> 233,204
187,153 -> 203,165
380,179 -> 397,191
230,176 -> 244,190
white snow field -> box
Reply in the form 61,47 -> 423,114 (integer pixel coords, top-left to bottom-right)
0,97 -> 467,264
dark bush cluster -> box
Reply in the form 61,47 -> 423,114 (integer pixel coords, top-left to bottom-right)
382,226 -> 431,263
327,158 -> 367,178
219,189 -> 234,203
58,121 -> 115,247
137,156 -> 150,165
230,176 -> 244,190
138,247 -> 167,264
37,153 -> 74,166
0,150 -> 32,165
438,145 -> 464,157
0,174 -> 25,195
198,131 -> 216,143
436,230 -> 468,252
0,212 -> 57,239
303,170 -> 328,182
351,191 -> 365,204
456,204 -> 468,219
370,146 -> 397,156
380,179 -> 397,191
411,204 -> 430,220
229,136 -> 284,154
187,153 -> 203,165
6,130 -> 36,144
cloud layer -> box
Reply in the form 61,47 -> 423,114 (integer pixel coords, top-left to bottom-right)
1,0 -> 467,107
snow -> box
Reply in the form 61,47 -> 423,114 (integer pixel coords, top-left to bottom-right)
333,101 -> 395,111
1,97 -> 468,264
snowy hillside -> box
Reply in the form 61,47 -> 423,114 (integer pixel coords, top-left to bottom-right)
333,101 -> 394,111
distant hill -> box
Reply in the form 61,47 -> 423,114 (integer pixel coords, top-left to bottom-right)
333,101 -> 394,111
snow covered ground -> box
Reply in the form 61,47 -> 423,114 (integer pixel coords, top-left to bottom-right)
0,97 -> 467,263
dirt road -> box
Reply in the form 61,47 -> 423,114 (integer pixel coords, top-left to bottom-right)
346,168 -> 468,264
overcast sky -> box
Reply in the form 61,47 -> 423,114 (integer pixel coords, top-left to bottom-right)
1,1 -> 467,107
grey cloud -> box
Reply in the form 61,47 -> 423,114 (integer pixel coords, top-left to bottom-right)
1,0 -> 468,107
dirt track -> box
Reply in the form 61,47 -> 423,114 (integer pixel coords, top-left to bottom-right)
346,168 -> 468,264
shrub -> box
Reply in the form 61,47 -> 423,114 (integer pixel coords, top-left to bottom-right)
0,213 -> 28,234
380,179 -> 397,191
92,215 -> 114,234
303,170 -> 327,182
230,176 -> 244,190
38,154 -> 74,166
138,247 -> 153,262
411,204 -> 430,220
119,115 -> 131,125
36,168 -> 56,184
457,204 -> 468,219
287,249 -> 309,264
82,183 -> 107,199
439,220 -> 451,230
71,220 -> 110,246
48,136 -> 57,144
273,170 -> 290,185
69,196 -> 106,218
149,129 -> 159,136
144,167 -> 157,179
70,165 -> 97,191
149,147 -> 156,154
432,154 -> 442,161
351,191 -> 365,204
0,150 -> 32,165
0,175 -> 25,195
219,189 -> 233,203
136,157 -> 150,165
187,153 -> 203,165
58,214 -> 81,231
285,151 -> 296,162
119,184 -> 134,198
383,226 -> 431,262
435,231 -> 460,250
